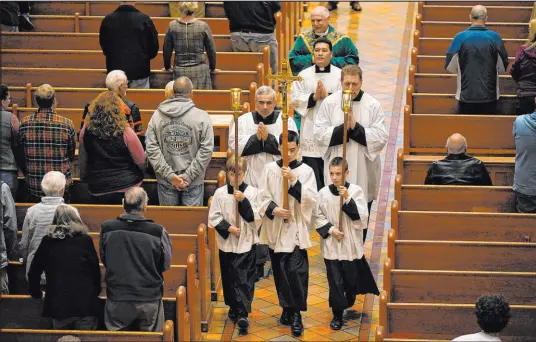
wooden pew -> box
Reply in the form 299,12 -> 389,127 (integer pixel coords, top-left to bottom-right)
392,204 -> 536,243
413,73 -> 515,94
376,326 -> 448,342
0,67 -> 263,91
421,5 -> 532,22
9,85 -> 253,112
1,32 -> 233,52
419,21 -> 529,39
30,15 -> 230,35
403,113 -> 516,155
1,49 -> 269,73
414,54 -> 513,74
411,93 -> 516,114
384,259 -> 536,305
424,1 -> 533,6
378,292 -> 536,341
31,1 -> 225,18
418,37 -> 522,57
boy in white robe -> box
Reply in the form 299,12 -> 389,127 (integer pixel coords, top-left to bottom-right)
314,65 -> 388,242
208,156 -> 262,332
315,157 -> 379,331
291,37 -> 342,190
228,85 -> 298,279
258,131 -> 317,337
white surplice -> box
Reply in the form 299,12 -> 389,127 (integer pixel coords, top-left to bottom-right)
314,90 -> 388,202
315,183 -> 369,261
258,161 -> 318,253
228,111 -> 298,188
208,184 -> 262,254
290,64 -> 342,158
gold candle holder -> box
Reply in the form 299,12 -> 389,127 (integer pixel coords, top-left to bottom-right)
230,88 -> 242,112
342,89 -> 353,113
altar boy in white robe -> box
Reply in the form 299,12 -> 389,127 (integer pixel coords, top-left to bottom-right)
315,157 -> 379,331
291,37 -> 342,190
258,131 -> 317,337
228,85 -> 298,279
208,155 -> 262,332
314,65 -> 388,242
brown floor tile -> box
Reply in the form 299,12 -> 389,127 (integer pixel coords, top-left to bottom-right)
203,333 -> 224,341
254,288 -> 276,299
251,299 -> 273,311
269,335 -> 300,342
296,330 -> 329,341
260,304 -> 284,316
255,328 -> 285,340
327,330 -> 358,341
301,316 -> 324,329
256,316 -> 282,328
307,285 -> 327,295
232,333 -> 265,341
207,325 -> 225,334
263,294 -> 281,305
308,324 -> 336,337
306,295 -> 327,306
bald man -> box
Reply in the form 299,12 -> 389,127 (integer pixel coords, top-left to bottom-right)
289,6 -> 359,75
424,134 -> 492,185
445,5 -> 508,114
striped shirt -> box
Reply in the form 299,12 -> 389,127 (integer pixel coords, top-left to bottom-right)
19,108 -> 76,197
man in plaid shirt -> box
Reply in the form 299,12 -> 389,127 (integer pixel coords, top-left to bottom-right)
19,84 -> 76,201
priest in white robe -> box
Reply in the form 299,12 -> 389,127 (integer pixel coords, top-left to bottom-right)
314,65 -> 388,242
291,37 -> 342,190
208,156 -> 262,332
315,157 -> 379,331
228,85 -> 298,279
258,131 -> 317,337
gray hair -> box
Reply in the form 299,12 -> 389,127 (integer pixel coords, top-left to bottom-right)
471,5 -> 487,20
41,171 -> 66,197
105,70 -> 128,91
123,187 -> 149,213
46,205 -> 88,239
311,6 -> 330,18
255,86 -> 276,101
173,76 -> 194,98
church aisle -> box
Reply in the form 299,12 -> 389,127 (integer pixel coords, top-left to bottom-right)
203,2 -> 413,341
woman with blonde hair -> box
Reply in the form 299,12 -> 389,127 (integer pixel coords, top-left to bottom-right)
510,18 -> 536,115
163,1 -> 218,89
28,205 -> 101,330
165,80 -> 175,99
80,91 -> 146,204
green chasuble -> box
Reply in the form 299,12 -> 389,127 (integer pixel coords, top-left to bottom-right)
289,25 -> 359,76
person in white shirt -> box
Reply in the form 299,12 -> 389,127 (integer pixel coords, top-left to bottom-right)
315,65 -> 388,242
291,37 -> 342,190
452,295 -> 511,341
208,155 -> 261,332
258,131 -> 317,337
315,157 -> 379,330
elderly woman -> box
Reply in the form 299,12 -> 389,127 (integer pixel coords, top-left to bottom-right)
28,205 -> 101,330
510,19 -> 536,115
165,80 -> 175,99
80,91 -> 145,204
163,2 -> 217,89
20,171 -> 75,280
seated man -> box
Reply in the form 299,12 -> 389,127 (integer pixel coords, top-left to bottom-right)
424,133 -> 492,186
453,295 -> 510,341
100,187 -> 172,332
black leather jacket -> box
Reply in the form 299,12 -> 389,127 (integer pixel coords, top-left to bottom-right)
424,153 -> 493,186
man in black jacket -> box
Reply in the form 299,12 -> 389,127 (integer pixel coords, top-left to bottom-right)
100,187 -> 172,331
223,1 -> 280,73
99,2 -> 159,89
425,133 -> 492,186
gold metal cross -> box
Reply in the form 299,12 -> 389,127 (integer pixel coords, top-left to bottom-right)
266,59 -> 302,118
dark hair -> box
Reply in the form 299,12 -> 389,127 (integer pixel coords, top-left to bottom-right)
475,295 -> 511,333
329,157 -> 348,171
0,84 -> 9,101
279,130 -> 300,146
313,37 -> 333,51
36,95 -> 55,108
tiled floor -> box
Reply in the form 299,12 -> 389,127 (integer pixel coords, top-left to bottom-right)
204,2 -> 414,341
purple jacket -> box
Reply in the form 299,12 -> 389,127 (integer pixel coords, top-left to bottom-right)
510,44 -> 536,97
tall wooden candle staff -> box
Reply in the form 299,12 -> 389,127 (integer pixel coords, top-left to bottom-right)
230,88 -> 242,229
267,59 -> 302,222
339,89 -> 353,228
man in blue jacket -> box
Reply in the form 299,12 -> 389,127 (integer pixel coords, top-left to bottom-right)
513,106 -> 536,213
445,5 -> 508,114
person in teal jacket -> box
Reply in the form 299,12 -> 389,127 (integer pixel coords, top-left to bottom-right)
289,6 -> 359,76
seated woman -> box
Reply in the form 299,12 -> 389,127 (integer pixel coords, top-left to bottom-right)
163,1 -> 217,89
80,91 -> 145,204
28,205 -> 101,330
165,80 -> 175,99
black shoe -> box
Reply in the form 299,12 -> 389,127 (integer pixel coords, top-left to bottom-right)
237,317 -> 249,331
255,265 -> 264,282
330,314 -> 343,330
19,13 -> 34,31
228,308 -> 238,322
280,308 -> 292,325
290,312 -> 303,336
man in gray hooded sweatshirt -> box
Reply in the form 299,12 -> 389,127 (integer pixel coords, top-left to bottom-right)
146,77 -> 214,206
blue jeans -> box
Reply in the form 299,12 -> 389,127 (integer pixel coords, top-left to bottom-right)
0,171 -> 18,198
230,32 -> 278,74
157,182 -> 204,206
